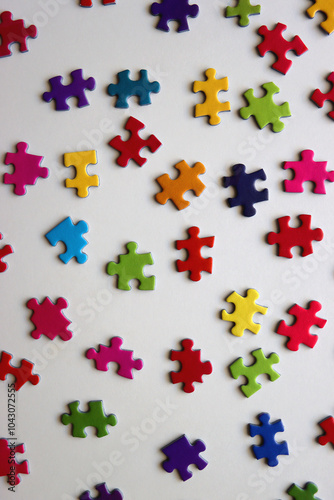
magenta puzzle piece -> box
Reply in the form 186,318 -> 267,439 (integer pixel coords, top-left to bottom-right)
283,150 -> 334,194
27,297 -> 72,341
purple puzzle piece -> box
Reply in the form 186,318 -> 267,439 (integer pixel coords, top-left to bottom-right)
79,483 -> 123,500
150,0 -> 199,32
161,434 -> 208,481
42,69 -> 96,111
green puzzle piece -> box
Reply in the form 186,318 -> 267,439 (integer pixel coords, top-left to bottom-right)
107,241 -> 155,291
61,400 -> 117,438
288,482 -> 320,500
226,0 -> 261,27
240,82 -> 291,132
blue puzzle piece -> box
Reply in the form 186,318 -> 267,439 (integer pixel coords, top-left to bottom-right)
249,412 -> 289,466
151,0 -> 199,32
161,434 -> 207,481
79,483 -> 123,500
107,70 -> 160,108
223,163 -> 269,217
45,216 -> 88,264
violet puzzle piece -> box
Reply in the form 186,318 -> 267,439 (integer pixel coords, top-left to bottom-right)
161,434 -> 208,481
42,69 -> 96,111
79,483 -> 123,500
45,217 -> 88,264
151,0 -> 199,32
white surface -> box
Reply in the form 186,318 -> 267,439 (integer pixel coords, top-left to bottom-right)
1,1 -> 334,498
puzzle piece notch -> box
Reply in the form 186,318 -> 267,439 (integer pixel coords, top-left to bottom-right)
249,412 -> 289,467
288,482 -> 320,499
276,301 -> 326,351
193,68 -> 231,125
42,69 -> 96,111
151,0 -> 199,32
230,348 -> 280,397
223,163 -> 268,217
27,297 -> 72,341
225,0 -> 261,27
240,82 -> 291,132
0,11 -> 37,58
109,116 -> 162,167
80,0 -> 115,6
107,69 -> 160,108
0,351 -> 40,391
170,339 -> 212,393
222,288 -> 268,337
0,233 -> 13,272
0,439 -> 29,485
4,142 -> 49,196
318,416 -> 334,446
86,337 -> 143,379
176,226 -> 215,281
257,23 -> 308,74
161,434 -> 207,481
107,241 -> 155,290
45,217 -> 89,264
79,483 -> 123,500
311,72 -> 334,119
267,214 -> 324,258
155,160 -> 206,210
64,150 -> 99,198
284,149 -> 334,194
61,400 -> 117,438
307,0 -> 334,34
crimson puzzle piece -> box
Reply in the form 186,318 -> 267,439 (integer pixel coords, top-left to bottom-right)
151,0 -> 199,32
0,439 -> 29,485
42,69 -> 96,111
170,339 -> 212,393
0,351 -> 40,391
311,72 -> 334,120
176,226 -> 215,281
79,483 -> 123,499
27,297 -> 72,341
0,233 -> 13,272
283,149 -> 334,194
318,416 -> 334,447
161,434 -> 207,481
0,11 -> 37,58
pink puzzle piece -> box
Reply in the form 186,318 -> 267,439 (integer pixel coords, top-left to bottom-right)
284,150 -> 334,193
0,233 -> 13,273
27,297 -> 72,341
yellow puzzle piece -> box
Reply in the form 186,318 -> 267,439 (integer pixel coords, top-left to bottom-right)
193,68 -> 231,125
64,150 -> 99,198
307,0 -> 334,34
222,288 -> 268,337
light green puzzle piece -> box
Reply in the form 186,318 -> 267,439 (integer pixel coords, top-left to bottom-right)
61,400 -> 117,438
226,0 -> 261,27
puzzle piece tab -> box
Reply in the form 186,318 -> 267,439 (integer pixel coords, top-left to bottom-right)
0,351 -> 40,391
240,82 -> 291,132
0,11 -> 37,58
170,339 -> 212,393
0,233 -> 13,273
223,164 -> 268,217
288,482 -> 320,499
155,160 -> 206,210
42,69 -> 96,111
151,0 -> 199,32
86,337 -> 143,379
107,242 -> 155,290
161,434 -> 207,481
230,348 -> 280,397
193,68 -> 230,125
311,72 -> 334,119
284,150 -> 334,193
64,150 -> 99,198
80,484 -> 123,500
109,116 -> 162,167
267,214 -> 323,258
249,412 -> 289,467
318,416 -> 334,446
176,226 -> 215,281
307,0 -> 334,34
276,301 -> 326,351
0,439 -> 29,485
27,297 -> 72,341
107,69 -> 160,108
257,23 -> 308,74
222,288 -> 268,337
80,0 -> 115,6
61,401 -> 117,438
225,0 -> 261,27
45,216 -> 89,264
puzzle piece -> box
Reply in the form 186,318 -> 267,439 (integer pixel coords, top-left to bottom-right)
61,400 -> 117,438
64,150 -> 99,198
161,434 -> 207,481
257,23 -> 308,74
42,69 -> 96,111
267,214 -> 323,258
80,0 -> 115,6
0,439 -> 29,485
0,351 -> 40,391
27,297 -> 72,341
45,216 -> 89,264
4,142 -> 49,196
307,0 -> 334,34
107,242 -> 155,290
284,150 -> 334,194
222,288 -> 268,337
170,339 -> 212,393
107,69 -> 160,108
276,301 -> 326,351
80,484 -> 123,500
240,82 -> 291,132
249,412 -> 289,467
176,226 -> 215,281
109,116 -> 162,167
288,482 -> 320,499
193,68 -> 230,125
86,337 -> 143,379
155,160 -> 206,210
229,348 -> 280,398
0,233 -> 13,273
318,416 -> 334,446
225,0 -> 261,27
150,0 -> 199,32
223,164 -> 268,217
311,72 -> 334,119
0,11 -> 37,58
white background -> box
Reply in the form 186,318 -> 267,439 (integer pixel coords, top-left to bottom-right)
1,0 -> 334,498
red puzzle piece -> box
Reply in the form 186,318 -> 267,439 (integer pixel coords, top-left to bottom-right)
0,351 -> 40,391
109,116 -> 162,167
170,339 -> 212,393
257,23 -> 307,74
27,297 -> 72,341
267,214 -> 323,258
0,233 -> 13,273
318,416 -> 334,446
276,301 -> 327,351
0,439 -> 29,485
176,226 -> 215,281
311,72 -> 334,119
284,149 -> 334,194
0,11 -> 37,58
